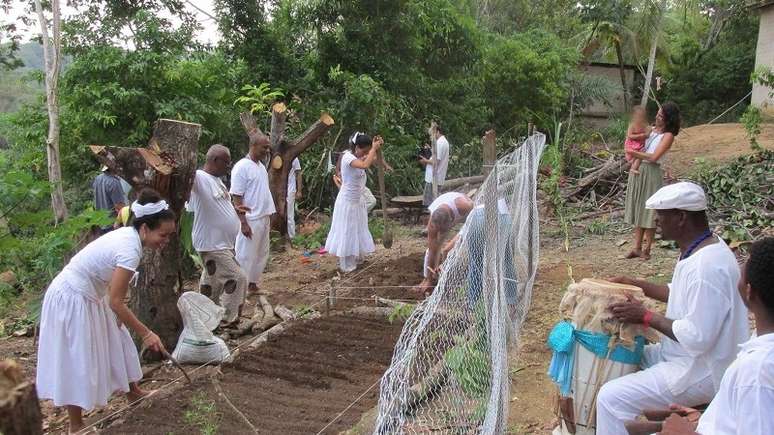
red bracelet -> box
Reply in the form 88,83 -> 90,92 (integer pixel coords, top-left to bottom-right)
643,310 -> 654,329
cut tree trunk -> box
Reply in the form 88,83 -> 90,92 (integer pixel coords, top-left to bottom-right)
91,120 -> 201,350
241,106 -> 334,237
35,0 -> 68,224
641,1 -> 666,108
0,360 -> 43,435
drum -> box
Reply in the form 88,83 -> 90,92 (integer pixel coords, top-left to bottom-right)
551,278 -> 655,435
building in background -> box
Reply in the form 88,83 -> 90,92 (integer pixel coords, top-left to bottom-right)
753,0 -> 774,115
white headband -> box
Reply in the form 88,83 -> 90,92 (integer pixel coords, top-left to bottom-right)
349,131 -> 363,145
131,200 -> 169,218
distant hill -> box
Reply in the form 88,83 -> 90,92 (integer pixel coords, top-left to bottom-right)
0,42 -> 46,113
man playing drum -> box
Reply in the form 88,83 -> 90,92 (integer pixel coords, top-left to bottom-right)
595,182 -> 749,434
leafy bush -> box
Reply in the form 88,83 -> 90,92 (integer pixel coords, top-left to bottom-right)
696,150 -> 773,242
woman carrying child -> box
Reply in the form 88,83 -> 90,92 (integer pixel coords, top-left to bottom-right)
36,188 -> 175,433
325,132 -> 384,272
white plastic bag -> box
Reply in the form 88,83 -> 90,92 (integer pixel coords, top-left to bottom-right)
171,291 -> 232,364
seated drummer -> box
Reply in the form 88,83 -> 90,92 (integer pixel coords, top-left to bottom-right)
595,182 -> 749,435
649,237 -> 774,435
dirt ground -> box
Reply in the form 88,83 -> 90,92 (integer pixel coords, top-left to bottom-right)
663,122 -> 774,177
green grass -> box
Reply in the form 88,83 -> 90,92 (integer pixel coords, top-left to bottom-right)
183,392 -> 220,435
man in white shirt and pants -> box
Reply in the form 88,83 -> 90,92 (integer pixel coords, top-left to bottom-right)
287,157 -> 302,239
188,144 -> 248,325
231,135 -> 275,293
596,182 -> 749,435
420,125 -> 450,207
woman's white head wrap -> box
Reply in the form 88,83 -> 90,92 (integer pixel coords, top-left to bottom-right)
131,200 -> 169,218
349,131 -> 363,146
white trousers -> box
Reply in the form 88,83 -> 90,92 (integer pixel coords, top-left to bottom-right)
596,362 -> 715,435
287,192 -> 296,239
235,216 -> 271,285
363,187 -> 376,213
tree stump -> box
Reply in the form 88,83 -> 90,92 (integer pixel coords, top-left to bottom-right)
482,129 -> 496,177
91,119 -> 201,349
240,106 -> 334,236
0,360 -> 43,435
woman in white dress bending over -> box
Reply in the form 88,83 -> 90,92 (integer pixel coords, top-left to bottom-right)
36,188 -> 175,433
325,132 -> 384,272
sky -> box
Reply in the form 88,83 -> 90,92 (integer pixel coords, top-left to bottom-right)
6,0 -> 222,45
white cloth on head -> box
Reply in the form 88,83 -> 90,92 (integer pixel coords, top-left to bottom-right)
424,135 -> 450,185
189,170 -> 240,252
235,215 -> 271,285
325,151 -> 375,268
646,181 -> 707,211
595,238 -> 749,433
130,199 -> 168,218
230,157 -> 276,221
696,332 -> 774,435
36,227 -> 143,411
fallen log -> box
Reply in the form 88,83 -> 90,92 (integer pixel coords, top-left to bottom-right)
0,359 -> 43,435
274,305 -> 295,322
561,157 -> 626,199
440,175 -> 485,192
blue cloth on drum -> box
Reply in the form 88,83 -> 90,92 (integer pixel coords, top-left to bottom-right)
547,321 -> 646,396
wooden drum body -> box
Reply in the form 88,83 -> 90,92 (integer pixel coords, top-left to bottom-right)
551,279 -> 656,435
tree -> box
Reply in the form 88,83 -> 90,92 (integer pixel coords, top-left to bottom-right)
34,0 -> 68,223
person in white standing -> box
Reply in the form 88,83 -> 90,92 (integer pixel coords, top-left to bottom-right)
595,182 -> 750,435
188,144 -> 248,325
420,125 -> 450,207
36,188 -> 174,434
231,134 -> 275,293
325,132 -> 383,272
286,157 -> 303,238
637,237 -> 774,435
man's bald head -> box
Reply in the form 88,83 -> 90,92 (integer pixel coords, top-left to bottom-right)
206,144 -> 231,162
204,144 -> 232,177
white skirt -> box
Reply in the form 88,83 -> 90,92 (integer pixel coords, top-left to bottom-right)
36,277 -> 142,411
325,192 -> 375,258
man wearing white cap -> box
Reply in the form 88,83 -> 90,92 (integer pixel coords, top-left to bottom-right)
595,182 -> 749,435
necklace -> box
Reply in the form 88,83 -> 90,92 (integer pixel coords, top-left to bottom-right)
680,230 -> 713,260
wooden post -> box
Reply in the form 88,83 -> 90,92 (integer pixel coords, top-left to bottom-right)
429,122 -> 439,200
482,129 -> 496,177
241,108 -> 334,237
91,119 -> 201,350
0,360 -> 43,435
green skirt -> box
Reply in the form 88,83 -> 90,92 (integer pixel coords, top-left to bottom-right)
624,161 -> 663,229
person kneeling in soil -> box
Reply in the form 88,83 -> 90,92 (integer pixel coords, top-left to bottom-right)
325,132 -> 384,273
414,192 -> 474,294
36,188 -> 174,434
595,182 -> 749,435
629,237 -> 774,435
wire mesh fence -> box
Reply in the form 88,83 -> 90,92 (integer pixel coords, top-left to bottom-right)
374,133 -> 546,434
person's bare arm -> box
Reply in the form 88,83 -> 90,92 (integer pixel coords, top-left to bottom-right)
425,224 -> 443,276
609,295 -> 677,341
232,195 -> 252,238
629,133 -> 674,162
350,137 -> 383,169
108,268 -> 165,352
